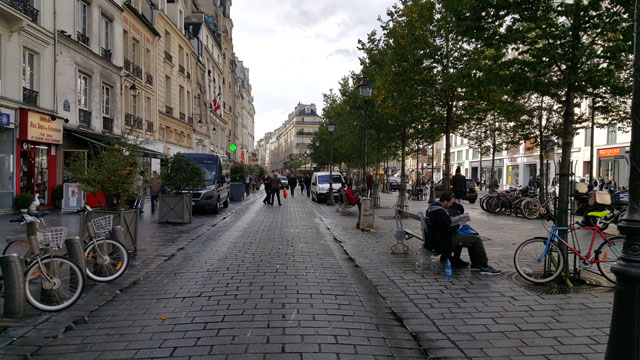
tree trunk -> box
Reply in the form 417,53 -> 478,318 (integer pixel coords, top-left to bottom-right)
490,128 -> 497,193
479,150 -> 483,190
557,85 -> 576,280
443,103 -> 453,190
398,128 -> 407,209
538,98 -> 545,200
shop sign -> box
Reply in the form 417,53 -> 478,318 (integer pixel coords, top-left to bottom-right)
598,147 -> 620,158
0,112 -> 10,127
509,157 -> 518,163
26,111 -> 62,144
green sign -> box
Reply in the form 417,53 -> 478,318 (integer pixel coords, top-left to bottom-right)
229,144 -> 237,151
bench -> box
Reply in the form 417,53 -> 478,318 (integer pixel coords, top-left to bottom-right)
392,207 -> 442,271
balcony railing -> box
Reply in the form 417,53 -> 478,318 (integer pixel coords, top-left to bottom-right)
102,116 -> 113,132
146,121 -> 154,132
124,113 -> 133,127
133,116 -> 143,130
2,0 -> 39,22
124,58 -> 131,72
165,105 -> 173,116
164,51 -> 172,63
179,112 -> 186,121
101,48 -> 112,62
296,131 -> 315,136
133,64 -> 142,79
22,87 -> 38,106
178,65 -> 185,75
187,116 -> 193,125
79,109 -> 91,128
77,31 -> 89,47
145,72 -> 153,86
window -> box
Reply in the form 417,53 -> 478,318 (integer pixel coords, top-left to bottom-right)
179,9 -> 184,29
77,73 -> 90,110
607,126 -> 617,145
164,31 -> 171,53
179,86 -> 185,113
145,97 -> 152,122
457,150 -> 463,162
165,76 -> 171,105
100,16 -> 111,50
584,127 -> 592,147
22,49 -> 35,90
102,84 -> 112,116
132,39 -> 139,65
131,87 -> 137,116
76,1 -> 89,45
145,48 -> 151,73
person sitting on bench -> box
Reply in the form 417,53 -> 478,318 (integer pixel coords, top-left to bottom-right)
424,191 -> 501,275
345,183 -> 360,210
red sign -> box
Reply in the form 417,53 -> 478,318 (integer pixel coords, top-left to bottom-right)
241,151 -> 245,161
598,148 -> 620,158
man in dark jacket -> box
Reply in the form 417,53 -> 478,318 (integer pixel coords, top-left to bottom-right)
270,175 -> 282,206
288,174 -> 297,198
424,192 -> 500,275
263,175 -> 272,205
451,167 -> 466,204
305,174 -> 311,197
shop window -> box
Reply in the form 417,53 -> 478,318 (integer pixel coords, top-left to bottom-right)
0,127 -> 14,211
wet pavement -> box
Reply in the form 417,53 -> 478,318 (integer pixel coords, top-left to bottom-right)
0,189 -> 618,359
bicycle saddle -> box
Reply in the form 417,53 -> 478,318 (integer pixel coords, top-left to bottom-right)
27,211 -> 50,218
587,210 -> 610,218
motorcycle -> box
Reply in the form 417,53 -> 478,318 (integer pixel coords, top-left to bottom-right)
583,190 -> 628,231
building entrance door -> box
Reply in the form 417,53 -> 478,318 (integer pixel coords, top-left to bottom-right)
19,144 -> 49,205
19,147 -> 36,199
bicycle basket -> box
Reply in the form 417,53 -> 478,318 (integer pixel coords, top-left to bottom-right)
91,215 -> 113,234
37,227 -> 68,249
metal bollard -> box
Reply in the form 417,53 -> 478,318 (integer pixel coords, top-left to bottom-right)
0,254 -> 25,319
65,237 -> 86,282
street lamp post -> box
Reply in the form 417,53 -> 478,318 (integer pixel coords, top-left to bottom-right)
314,139 -> 319,172
360,78 -> 372,195
429,144 -> 436,203
326,120 -> 336,206
606,1 -> 640,358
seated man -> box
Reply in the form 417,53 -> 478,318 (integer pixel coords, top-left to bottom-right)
424,191 -> 501,275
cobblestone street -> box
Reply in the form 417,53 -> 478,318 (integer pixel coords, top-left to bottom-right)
0,190 -> 616,359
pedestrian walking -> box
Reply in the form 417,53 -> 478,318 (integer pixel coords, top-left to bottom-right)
244,174 -> 251,198
263,175 -> 272,205
135,170 -> 146,213
298,175 -> 305,195
366,172 -> 373,197
271,174 -> 283,206
305,174 -> 311,197
452,167 -> 466,204
605,176 -> 617,193
149,171 -> 162,214
288,174 -> 297,198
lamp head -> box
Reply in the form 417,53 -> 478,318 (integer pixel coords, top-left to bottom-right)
130,84 -> 139,98
359,78 -> 372,97
327,119 -> 335,133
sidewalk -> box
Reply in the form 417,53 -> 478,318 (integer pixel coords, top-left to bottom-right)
319,191 -> 613,359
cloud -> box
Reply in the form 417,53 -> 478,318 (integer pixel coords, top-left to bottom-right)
328,48 -> 358,59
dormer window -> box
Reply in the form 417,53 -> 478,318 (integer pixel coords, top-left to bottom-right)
305,106 -> 310,113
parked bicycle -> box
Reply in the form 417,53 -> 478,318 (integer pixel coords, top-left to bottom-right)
513,212 -> 623,284
3,211 -> 51,258
520,195 -> 555,220
79,205 -> 129,282
8,214 -> 84,311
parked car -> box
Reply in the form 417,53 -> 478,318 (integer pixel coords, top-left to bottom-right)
388,177 -> 400,191
311,172 -> 345,203
433,178 -> 478,204
278,175 -> 289,189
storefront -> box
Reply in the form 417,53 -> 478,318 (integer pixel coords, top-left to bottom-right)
598,147 -> 629,190
16,110 -> 62,207
0,108 -> 17,212
470,159 -> 503,185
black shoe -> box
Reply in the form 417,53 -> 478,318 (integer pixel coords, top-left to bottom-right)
450,258 -> 470,268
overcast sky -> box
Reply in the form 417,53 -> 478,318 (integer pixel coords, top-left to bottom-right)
231,0 -> 396,144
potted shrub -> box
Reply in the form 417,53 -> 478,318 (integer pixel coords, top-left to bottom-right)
15,193 -> 34,213
158,153 -> 205,223
229,164 -> 247,201
70,142 -> 142,254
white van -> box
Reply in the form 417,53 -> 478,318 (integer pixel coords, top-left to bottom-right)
311,172 -> 345,203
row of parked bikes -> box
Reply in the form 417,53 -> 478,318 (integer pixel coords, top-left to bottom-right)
1,205 -> 129,312
480,184 -> 629,231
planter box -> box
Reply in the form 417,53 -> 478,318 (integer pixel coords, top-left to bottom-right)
80,208 -> 139,255
230,183 -> 244,202
158,193 -> 192,224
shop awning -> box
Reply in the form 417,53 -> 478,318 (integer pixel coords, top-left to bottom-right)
65,128 -> 167,160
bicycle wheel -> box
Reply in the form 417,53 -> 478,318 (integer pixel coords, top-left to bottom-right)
521,199 -> 540,219
596,236 -> 624,284
3,239 -> 32,259
84,238 -> 128,282
25,256 -> 84,312
514,237 -> 564,283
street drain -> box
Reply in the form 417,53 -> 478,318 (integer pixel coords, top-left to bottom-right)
501,270 -> 615,295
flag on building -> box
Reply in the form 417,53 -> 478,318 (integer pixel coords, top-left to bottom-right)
212,92 -> 221,112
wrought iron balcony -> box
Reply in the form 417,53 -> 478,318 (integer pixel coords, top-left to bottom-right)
2,0 -> 39,22
102,116 -> 113,132
22,87 -> 38,106
179,112 -> 186,121
164,51 -> 172,63
146,121 -> 154,132
79,109 -> 91,128
101,48 -> 112,62
165,105 -> 173,116
77,31 -> 89,47
145,72 -> 153,86
178,65 -> 185,75
187,116 -> 193,125
124,113 -> 133,127
124,58 -> 131,72
133,116 -> 143,130
133,64 -> 142,79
